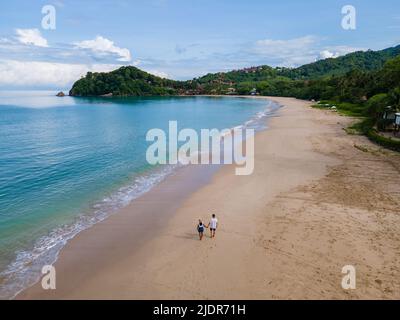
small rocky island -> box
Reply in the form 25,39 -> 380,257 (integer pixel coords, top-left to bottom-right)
56,91 -> 66,97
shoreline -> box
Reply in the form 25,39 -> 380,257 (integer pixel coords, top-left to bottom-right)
12,95 -> 276,299
17,97 -> 400,299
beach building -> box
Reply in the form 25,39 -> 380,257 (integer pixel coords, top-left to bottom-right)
395,113 -> 400,132
381,106 -> 400,132
394,113 -> 400,125
383,106 -> 396,121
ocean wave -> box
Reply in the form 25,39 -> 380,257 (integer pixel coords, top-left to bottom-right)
0,99 -> 279,300
0,164 -> 179,299
242,100 -> 279,131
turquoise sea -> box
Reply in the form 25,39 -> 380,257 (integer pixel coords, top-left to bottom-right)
0,91 -> 277,298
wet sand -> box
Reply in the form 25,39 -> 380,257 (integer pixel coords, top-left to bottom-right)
17,97 -> 400,299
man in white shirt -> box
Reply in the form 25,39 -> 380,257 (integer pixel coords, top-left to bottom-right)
208,214 -> 218,238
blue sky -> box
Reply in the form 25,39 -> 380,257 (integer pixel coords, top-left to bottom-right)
0,0 -> 399,89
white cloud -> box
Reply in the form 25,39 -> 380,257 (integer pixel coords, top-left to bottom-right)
0,33 -> 132,88
318,46 -> 363,60
253,36 -> 318,67
132,59 -> 141,66
15,29 -> 48,47
0,59 -> 118,88
0,38 -> 12,44
331,46 -> 363,55
319,50 -> 338,59
74,36 -> 131,62
145,69 -> 169,78
251,36 -> 364,67
53,0 -> 65,7
255,36 -> 316,54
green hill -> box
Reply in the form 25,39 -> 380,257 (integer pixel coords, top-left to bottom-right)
69,44 -> 400,97
190,45 -> 400,98
68,44 -> 400,151
193,44 -> 400,86
282,45 -> 400,79
69,66 -> 184,96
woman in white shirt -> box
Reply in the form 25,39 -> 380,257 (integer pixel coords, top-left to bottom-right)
208,214 -> 218,238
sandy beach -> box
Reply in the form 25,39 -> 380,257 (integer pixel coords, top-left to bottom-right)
17,97 -> 400,300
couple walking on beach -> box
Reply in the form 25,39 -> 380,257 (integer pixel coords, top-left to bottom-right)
197,214 -> 218,240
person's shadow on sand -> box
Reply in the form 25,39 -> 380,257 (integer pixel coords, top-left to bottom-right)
175,232 -> 199,241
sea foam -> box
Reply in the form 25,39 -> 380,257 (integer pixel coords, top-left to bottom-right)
0,99 -> 279,299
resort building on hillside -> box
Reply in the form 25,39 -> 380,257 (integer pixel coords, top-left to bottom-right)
226,87 -> 236,95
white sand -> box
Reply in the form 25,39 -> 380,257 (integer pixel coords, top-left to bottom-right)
18,97 -> 400,299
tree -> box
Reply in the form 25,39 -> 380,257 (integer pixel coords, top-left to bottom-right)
366,93 -> 390,119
